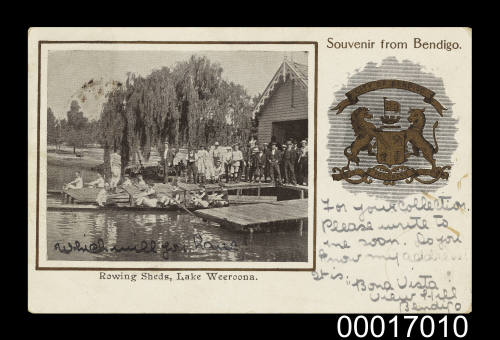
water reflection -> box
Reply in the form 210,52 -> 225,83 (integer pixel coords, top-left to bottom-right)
47,210 -> 307,262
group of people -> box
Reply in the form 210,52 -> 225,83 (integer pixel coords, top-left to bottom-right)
62,170 -> 228,209
162,136 -> 308,186
61,134 -> 308,208
132,182 -> 228,209
63,171 -> 108,190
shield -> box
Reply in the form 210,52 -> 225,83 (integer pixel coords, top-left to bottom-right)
375,131 -> 406,167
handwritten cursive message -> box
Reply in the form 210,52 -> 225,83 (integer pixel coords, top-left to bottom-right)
53,233 -> 238,260
313,195 -> 470,313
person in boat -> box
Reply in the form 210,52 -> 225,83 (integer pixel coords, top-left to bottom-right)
136,174 -> 147,187
158,188 -> 182,208
121,174 -> 133,187
208,188 -> 229,207
63,171 -> 83,190
87,172 -> 105,188
191,186 -> 209,208
157,194 -> 172,207
96,185 -> 108,207
171,182 -> 184,204
135,183 -> 158,208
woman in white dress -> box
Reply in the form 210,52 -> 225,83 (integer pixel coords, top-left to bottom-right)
109,152 -> 121,192
206,145 -> 216,183
196,145 -> 209,184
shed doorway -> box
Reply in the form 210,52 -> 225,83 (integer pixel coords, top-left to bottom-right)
272,119 -> 308,144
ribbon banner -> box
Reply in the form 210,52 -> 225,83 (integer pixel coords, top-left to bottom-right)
331,79 -> 447,116
331,165 -> 451,185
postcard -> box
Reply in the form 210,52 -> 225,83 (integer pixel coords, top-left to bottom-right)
28,27 -> 471,313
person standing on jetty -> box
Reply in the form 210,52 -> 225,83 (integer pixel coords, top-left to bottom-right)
186,148 -> 198,184
282,141 -> 297,185
262,142 -> 269,182
249,146 -> 265,182
163,142 -> 175,184
267,142 -> 282,184
231,144 -> 243,182
297,139 -> 309,186
109,151 -> 121,192
223,147 -> 232,183
196,145 -> 209,184
206,145 -> 216,183
213,159 -> 224,183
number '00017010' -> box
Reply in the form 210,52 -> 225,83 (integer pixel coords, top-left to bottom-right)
336,315 -> 468,338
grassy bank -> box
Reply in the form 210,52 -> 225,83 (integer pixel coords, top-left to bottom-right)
47,147 -> 103,190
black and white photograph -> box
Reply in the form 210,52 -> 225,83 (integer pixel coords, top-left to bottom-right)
42,44 -> 315,268
28,27 -> 471,317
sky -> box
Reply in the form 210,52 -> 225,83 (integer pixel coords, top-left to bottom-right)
47,50 -> 308,121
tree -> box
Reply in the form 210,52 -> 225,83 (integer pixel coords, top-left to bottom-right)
47,107 -> 59,147
98,54 -> 255,176
100,87 -> 126,179
65,100 -> 89,153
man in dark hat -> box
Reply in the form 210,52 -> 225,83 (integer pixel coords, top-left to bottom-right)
186,147 -> 198,184
292,139 -> 300,178
262,142 -> 269,182
248,146 -> 259,182
267,142 -> 282,184
297,139 -> 309,185
252,146 -> 266,183
282,140 -> 297,185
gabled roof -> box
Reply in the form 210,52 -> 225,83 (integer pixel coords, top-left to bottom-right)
253,60 -> 308,117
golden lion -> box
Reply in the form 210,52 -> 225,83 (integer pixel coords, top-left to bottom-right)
344,107 -> 378,165
405,108 -> 439,169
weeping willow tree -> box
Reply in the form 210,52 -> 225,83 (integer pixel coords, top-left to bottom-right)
99,55 -> 254,177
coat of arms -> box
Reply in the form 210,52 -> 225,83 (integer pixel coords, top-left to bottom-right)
331,80 -> 451,185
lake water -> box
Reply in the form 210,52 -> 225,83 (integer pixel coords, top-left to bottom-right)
47,209 -> 308,262
47,162 -> 308,262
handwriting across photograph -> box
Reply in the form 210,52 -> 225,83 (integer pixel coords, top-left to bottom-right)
43,45 -> 315,268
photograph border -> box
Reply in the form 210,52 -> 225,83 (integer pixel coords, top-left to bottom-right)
35,40 -> 318,271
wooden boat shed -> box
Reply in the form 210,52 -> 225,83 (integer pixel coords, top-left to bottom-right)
253,58 -> 308,144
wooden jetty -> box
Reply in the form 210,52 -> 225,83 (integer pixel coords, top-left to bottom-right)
47,203 -> 188,212
279,184 -> 308,199
54,181 -> 276,205
194,199 -> 308,232
227,195 -> 276,205
49,183 -> 308,225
